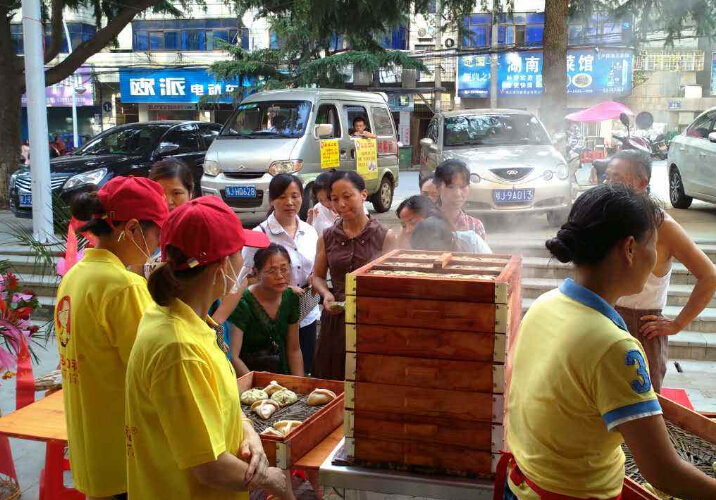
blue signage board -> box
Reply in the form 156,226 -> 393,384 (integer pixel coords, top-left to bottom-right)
119,67 -> 251,104
711,52 -> 716,96
498,52 -> 544,96
457,48 -> 634,98
457,54 -> 491,98
566,48 -> 633,95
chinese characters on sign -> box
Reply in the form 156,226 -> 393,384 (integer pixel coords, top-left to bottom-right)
120,68 -> 250,104
355,139 -> 378,180
320,140 -> 340,169
458,48 -> 634,98
22,65 -> 95,107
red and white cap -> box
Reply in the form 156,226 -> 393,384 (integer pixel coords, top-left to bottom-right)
161,196 -> 269,269
97,176 -> 169,228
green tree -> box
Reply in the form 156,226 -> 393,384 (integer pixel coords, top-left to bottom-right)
0,0 -> 191,205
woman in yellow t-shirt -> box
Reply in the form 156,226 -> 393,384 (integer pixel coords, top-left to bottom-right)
55,176 -> 169,500
125,196 -> 296,500
500,184 -> 716,500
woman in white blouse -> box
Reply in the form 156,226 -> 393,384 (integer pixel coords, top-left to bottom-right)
238,174 -> 320,374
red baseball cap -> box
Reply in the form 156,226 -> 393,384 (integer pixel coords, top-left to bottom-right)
161,196 -> 269,269
98,176 -> 169,227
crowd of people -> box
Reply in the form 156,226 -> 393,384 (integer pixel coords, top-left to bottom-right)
53,156 -> 492,499
52,142 -> 716,500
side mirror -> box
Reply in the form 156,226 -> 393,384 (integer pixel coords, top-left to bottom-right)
552,132 -> 566,144
709,132 -> 716,144
619,113 -> 631,128
157,142 -> 180,156
314,123 -> 333,139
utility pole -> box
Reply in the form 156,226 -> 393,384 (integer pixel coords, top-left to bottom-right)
434,0 -> 442,112
22,0 -> 54,242
490,1 -> 499,108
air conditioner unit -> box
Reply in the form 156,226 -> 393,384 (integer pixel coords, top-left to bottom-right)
418,28 -> 428,37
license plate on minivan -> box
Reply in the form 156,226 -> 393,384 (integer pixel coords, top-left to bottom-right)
225,186 -> 257,198
19,193 -> 32,207
493,189 -> 534,204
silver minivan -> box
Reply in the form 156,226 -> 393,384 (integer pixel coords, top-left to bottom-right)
201,88 -> 400,221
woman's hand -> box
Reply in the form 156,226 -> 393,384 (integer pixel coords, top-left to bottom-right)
289,285 -> 305,296
640,315 -> 682,339
240,429 -> 269,485
323,292 -> 342,315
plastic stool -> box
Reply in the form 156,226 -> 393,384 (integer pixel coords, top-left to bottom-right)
38,441 -> 84,500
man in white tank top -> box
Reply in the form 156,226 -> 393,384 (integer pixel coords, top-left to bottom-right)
606,151 -> 716,392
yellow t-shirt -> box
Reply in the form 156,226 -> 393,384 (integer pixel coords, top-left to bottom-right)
507,279 -> 662,500
55,248 -> 152,496
125,299 -> 248,500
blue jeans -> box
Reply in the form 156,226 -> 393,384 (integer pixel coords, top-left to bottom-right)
504,479 -> 519,500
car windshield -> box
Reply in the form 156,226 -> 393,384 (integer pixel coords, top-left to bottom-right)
443,114 -> 551,147
221,100 -> 312,138
77,125 -> 172,156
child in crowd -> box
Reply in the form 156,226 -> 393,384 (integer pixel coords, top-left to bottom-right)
307,172 -> 338,235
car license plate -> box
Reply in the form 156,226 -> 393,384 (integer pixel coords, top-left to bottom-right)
493,188 -> 534,204
19,193 -> 32,207
225,186 -> 257,199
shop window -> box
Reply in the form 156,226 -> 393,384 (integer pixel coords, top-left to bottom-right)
315,104 -> 342,138
379,26 -> 407,50
371,107 -> 395,137
182,30 -> 206,51
149,31 -> 164,51
462,14 -> 491,48
164,32 -> 179,50
134,31 -> 149,51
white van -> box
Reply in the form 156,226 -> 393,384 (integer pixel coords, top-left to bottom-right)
201,88 -> 400,222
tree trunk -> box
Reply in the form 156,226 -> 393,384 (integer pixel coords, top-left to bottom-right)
540,0 -> 570,135
0,76 -> 23,208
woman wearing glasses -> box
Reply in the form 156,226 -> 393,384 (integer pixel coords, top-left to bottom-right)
228,244 -> 304,377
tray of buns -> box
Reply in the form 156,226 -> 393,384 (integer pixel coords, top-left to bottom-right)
343,249 -> 522,478
237,372 -> 344,469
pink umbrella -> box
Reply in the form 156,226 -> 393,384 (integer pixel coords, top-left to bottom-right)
565,101 -> 634,122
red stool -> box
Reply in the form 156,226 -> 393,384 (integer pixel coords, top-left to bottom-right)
39,441 -> 84,500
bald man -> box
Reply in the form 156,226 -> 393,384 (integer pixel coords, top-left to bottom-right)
605,150 -> 716,392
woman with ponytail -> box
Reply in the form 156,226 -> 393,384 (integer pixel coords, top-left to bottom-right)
499,184 -> 716,500
54,176 -> 168,499
125,196 -> 296,500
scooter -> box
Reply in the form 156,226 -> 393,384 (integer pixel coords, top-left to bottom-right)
647,132 -> 668,160
591,113 -> 651,184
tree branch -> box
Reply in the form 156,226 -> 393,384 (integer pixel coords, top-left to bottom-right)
41,0 -> 158,88
44,0 -> 65,64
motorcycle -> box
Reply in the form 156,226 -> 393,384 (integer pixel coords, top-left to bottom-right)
647,132 -> 668,160
591,113 -> 651,184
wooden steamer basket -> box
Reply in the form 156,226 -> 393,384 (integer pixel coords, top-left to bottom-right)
342,249 -> 522,478
237,372 -> 344,469
623,395 -> 716,499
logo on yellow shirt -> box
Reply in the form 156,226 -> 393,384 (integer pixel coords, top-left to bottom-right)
56,296 -> 72,348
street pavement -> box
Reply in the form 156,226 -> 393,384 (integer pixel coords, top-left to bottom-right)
2,160 -> 716,497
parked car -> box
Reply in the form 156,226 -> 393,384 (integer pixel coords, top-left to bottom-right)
668,107 -> 716,209
200,88 -> 400,222
419,109 -> 574,226
9,121 -> 221,217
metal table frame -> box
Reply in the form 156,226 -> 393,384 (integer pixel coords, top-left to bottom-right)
318,438 -> 494,500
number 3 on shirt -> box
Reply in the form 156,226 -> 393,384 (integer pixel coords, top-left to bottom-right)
625,349 -> 652,394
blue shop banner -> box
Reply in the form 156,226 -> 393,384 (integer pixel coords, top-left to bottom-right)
457,48 -> 634,98
119,67 -> 251,104
457,54 -> 491,98
711,52 -> 716,96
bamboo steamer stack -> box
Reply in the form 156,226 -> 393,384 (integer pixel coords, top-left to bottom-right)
342,249 -> 522,478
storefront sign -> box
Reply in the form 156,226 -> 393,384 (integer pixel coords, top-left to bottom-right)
457,48 -> 634,98
120,68 -> 251,104
711,53 -> 716,96
388,94 -> 414,112
355,139 -> 378,180
148,104 -> 197,111
22,66 -> 94,107
320,140 -> 340,169
668,100 -> 683,110
457,54 -> 491,98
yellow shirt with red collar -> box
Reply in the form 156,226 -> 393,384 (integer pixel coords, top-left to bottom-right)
55,248 -> 152,496
125,299 -> 248,500
506,278 -> 662,499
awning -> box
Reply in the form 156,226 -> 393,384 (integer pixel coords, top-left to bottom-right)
565,101 -> 634,122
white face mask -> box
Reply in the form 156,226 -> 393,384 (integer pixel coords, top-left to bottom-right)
215,258 -> 242,297
119,225 -> 153,274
